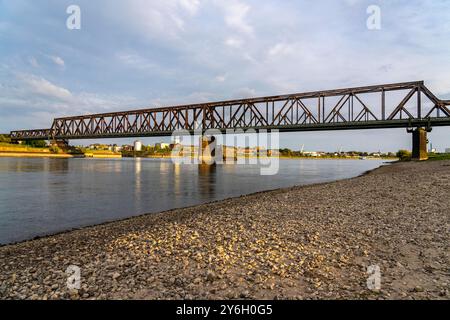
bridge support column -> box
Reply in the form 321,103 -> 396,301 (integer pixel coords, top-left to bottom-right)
410,128 -> 429,161
50,139 -> 69,150
198,136 -> 217,165
222,146 -> 237,163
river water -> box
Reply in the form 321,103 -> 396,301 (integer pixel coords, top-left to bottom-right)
0,157 -> 389,244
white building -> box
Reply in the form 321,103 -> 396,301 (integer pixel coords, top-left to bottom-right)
134,140 -> 142,152
303,151 -> 321,157
156,143 -> 170,149
445,148 -> 450,154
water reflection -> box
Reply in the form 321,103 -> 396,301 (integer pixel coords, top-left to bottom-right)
0,158 -> 70,173
134,158 -> 142,202
198,164 -> 216,199
173,163 -> 181,195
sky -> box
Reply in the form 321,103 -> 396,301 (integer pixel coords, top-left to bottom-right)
0,0 -> 449,152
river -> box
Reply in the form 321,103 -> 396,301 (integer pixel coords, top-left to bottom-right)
0,157 -> 389,244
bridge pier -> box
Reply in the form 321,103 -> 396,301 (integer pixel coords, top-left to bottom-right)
409,127 -> 430,161
50,139 -> 69,150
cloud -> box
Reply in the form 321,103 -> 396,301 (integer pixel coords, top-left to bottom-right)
49,56 -> 65,68
116,52 -> 157,70
218,0 -> 253,35
224,37 -> 243,48
104,0 -> 202,40
18,73 -> 72,101
267,43 -> 295,57
179,0 -> 201,15
0,71 -> 143,131
215,74 -> 227,82
233,87 -> 257,99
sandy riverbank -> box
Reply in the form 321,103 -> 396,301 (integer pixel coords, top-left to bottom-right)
0,152 -> 79,158
0,152 -> 121,158
0,160 -> 448,300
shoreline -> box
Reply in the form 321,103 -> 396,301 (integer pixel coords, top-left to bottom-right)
0,152 -> 395,161
0,152 -> 119,158
0,160 -> 448,300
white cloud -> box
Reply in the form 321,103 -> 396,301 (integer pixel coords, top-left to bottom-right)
106,0 -> 202,40
215,74 -> 227,82
19,74 -> 72,100
267,43 -> 295,57
0,71 -> 144,130
233,87 -> 256,98
218,0 -> 253,35
179,0 -> 201,15
117,52 -> 156,70
224,37 -> 243,48
49,55 -> 65,67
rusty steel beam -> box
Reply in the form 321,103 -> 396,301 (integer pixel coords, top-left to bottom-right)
10,81 -> 450,140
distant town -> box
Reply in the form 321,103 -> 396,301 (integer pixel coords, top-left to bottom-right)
78,140 -> 398,159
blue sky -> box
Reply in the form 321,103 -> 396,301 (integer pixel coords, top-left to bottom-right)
0,0 -> 449,151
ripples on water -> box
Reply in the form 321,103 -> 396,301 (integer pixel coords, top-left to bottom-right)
0,157 -> 388,244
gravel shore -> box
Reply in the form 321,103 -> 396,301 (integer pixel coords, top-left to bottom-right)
0,160 -> 449,300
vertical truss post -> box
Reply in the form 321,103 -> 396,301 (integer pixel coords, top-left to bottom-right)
417,85 -> 422,119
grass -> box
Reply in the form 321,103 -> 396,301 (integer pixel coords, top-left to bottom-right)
0,143 -> 50,153
427,153 -> 450,161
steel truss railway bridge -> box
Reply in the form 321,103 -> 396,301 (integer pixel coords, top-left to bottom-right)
10,81 -> 450,160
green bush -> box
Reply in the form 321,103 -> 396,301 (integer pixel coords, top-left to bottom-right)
25,140 -> 47,148
396,149 -> 411,161
0,134 -> 11,143
49,146 -> 61,154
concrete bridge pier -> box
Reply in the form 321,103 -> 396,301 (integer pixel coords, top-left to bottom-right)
198,136 -> 217,165
409,127 -> 430,161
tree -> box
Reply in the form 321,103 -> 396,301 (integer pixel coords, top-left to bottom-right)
25,140 -> 47,148
0,134 -> 11,143
396,150 -> 411,161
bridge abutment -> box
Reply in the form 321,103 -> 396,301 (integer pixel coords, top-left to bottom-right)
409,127 -> 429,161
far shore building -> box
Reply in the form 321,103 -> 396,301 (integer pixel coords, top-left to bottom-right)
134,140 -> 143,152
112,144 -> 122,153
302,151 -> 322,157
156,142 -> 170,149
122,145 -> 134,152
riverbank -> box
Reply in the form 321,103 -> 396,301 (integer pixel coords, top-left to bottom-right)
0,160 -> 448,300
0,143 -> 122,158
0,152 -> 121,158
0,152 -> 79,158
